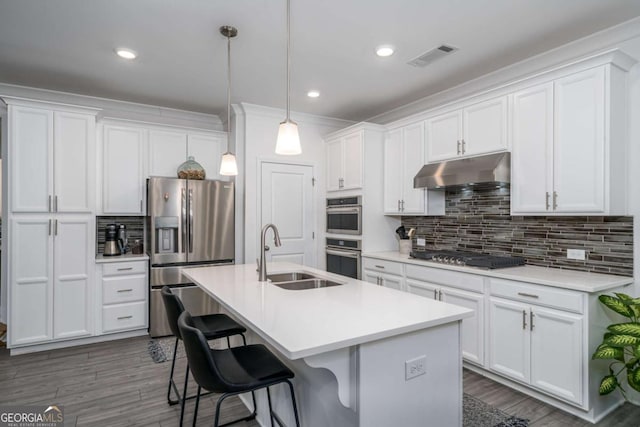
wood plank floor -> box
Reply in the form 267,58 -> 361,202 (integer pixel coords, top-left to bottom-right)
1,335 -> 639,426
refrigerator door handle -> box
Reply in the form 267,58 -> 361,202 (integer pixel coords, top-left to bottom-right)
188,188 -> 194,253
181,187 -> 187,253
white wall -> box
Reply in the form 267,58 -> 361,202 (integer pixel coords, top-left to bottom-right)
233,103 -> 352,267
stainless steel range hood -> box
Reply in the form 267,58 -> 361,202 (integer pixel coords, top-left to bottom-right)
413,152 -> 510,189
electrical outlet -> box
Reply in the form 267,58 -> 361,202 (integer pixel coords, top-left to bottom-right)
405,355 -> 426,380
416,238 -> 426,247
567,249 -> 586,260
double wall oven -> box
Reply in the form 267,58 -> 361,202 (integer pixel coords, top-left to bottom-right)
326,196 -> 362,279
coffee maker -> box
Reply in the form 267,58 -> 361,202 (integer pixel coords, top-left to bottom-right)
104,224 -> 121,256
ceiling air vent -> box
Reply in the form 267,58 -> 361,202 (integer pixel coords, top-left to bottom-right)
407,44 -> 458,68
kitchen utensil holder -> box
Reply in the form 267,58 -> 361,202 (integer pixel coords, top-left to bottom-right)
399,240 -> 412,255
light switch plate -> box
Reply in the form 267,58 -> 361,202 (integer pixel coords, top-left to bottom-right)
405,355 -> 426,380
416,238 -> 426,247
567,249 -> 586,260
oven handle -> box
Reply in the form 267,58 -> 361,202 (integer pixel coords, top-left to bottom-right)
326,248 -> 360,259
326,207 -> 361,213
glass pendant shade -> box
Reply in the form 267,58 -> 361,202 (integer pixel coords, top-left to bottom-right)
275,119 -> 301,155
219,152 -> 238,176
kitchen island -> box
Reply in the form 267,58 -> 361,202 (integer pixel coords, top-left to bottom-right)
183,262 -> 473,427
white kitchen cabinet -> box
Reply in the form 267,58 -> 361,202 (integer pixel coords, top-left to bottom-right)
488,279 -> 584,406
384,124 -> 444,215
98,260 -> 148,334
426,96 -> 508,162
149,129 -> 226,180
511,64 -> 628,215
9,215 -> 94,346
406,278 -> 439,300
103,124 -> 146,214
326,131 -> 362,191
9,104 -> 96,214
362,258 -> 404,290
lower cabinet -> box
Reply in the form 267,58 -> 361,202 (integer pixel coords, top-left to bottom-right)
9,215 -> 94,347
362,258 -> 404,290
98,260 -> 148,334
488,279 -> 584,406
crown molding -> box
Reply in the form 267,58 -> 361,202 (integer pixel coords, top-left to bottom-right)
237,102 -> 353,129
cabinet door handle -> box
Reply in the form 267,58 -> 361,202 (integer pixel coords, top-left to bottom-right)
462,139 -> 466,154
117,267 -> 133,271
530,311 -> 535,331
54,220 -> 58,236
401,200 -> 405,212
140,200 -> 143,213
48,195 -> 52,212
434,289 -> 438,299
48,219 -> 52,236
117,289 -> 133,293
457,140 -> 461,155
117,315 -> 133,320
438,290 -> 443,301
374,265 -> 385,269
522,310 -> 527,330
54,195 -> 58,212
517,292 -> 539,299
545,192 -> 550,210
552,191 -> 558,210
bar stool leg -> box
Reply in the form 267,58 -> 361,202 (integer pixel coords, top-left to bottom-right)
180,364 -> 189,426
167,337 -> 180,404
192,385 -> 201,427
286,380 -> 301,427
266,387 -> 275,427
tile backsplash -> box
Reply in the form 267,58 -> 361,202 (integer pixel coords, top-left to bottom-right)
402,186 -> 633,276
96,216 -> 145,255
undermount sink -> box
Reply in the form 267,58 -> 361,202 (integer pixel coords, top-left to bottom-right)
267,272 -> 318,283
267,271 -> 344,290
271,278 -> 344,290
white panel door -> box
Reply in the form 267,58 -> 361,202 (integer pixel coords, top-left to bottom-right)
463,96 -> 508,156
53,217 -> 93,339
54,111 -> 95,213
381,273 -> 404,291
326,138 -> 343,192
401,123 -> 425,214
188,133 -> 225,181
511,84 -> 554,214
10,106 -> 53,213
149,129 -> 187,177
425,110 -> 462,162
103,125 -> 146,214
553,67 -> 605,213
10,217 -> 53,345
261,162 -> 315,266
363,270 -> 380,286
442,286 -> 484,366
488,297 -> 530,383
530,307 -> 584,405
342,132 -> 363,190
383,129 -> 402,214
405,278 -> 439,300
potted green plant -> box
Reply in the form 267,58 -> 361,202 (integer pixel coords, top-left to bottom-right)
592,293 -> 640,400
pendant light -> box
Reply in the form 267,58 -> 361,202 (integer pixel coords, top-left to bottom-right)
275,0 -> 302,155
219,25 -> 239,176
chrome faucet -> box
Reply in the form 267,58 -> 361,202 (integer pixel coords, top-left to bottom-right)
258,223 -> 282,281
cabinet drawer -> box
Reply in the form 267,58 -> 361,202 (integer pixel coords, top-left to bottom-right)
362,258 -> 403,276
102,302 -> 147,333
103,261 -> 147,277
490,278 -> 584,314
103,275 -> 147,305
405,264 -> 484,293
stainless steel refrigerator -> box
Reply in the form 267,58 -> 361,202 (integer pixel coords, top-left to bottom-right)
147,177 -> 234,337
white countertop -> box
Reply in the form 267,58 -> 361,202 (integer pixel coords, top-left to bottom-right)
95,253 -> 149,263
183,262 -> 472,360
363,251 -> 634,293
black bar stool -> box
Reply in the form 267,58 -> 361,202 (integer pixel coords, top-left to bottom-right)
178,311 -> 301,427
160,286 -> 254,426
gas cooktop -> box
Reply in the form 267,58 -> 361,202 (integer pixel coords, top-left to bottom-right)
409,250 -> 526,269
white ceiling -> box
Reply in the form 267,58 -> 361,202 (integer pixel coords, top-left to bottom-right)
1,0 -> 639,122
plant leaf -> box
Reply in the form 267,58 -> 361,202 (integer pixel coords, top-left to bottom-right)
604,334 -> 640,348
626,358 -> 639,369
593,345 -> 624,361
608,323 -> 640,338
635,344 -> 640,359
616,293 -> 633,302
600,295 -> 634,318
628,368 -> 640,393
599,375 -> 619,395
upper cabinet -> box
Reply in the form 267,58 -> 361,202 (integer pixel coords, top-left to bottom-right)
9,103 -> 97,214
426,96 -> 508,162
148,129 -> 226,180
384,123 -> 444,215
326,130 -> 363,192
511,63 -> 629,215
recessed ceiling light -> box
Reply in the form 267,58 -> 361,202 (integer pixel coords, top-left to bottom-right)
375,45 -> 394,57
307,90 -> 320,98
115,48 -> 137,60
